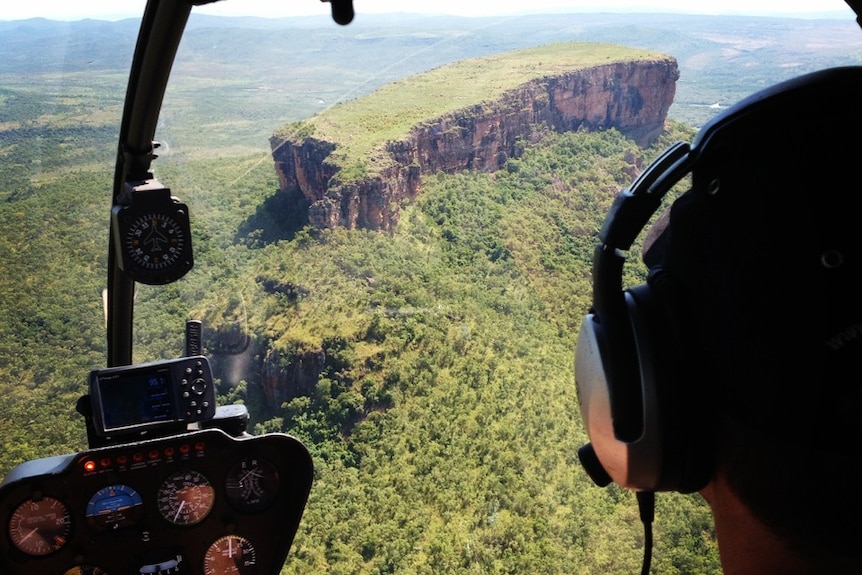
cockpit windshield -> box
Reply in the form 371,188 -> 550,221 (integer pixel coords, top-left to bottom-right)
1,1 -> 859,574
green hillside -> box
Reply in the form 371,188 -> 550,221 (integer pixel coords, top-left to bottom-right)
243,125 -> 716,575
0,110 -> 715,573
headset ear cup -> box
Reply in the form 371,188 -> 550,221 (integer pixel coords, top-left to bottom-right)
577,272 -> 714,492
576,281 -> 665,491
575,313 -> 622,484
627,271 -> 713,492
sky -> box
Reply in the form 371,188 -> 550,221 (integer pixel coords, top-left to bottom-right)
0,0 -> 853,22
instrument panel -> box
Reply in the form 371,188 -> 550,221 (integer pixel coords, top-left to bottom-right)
0,429 -> 313,575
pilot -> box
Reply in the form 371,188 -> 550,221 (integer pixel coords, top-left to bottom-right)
574,65 -> 862,574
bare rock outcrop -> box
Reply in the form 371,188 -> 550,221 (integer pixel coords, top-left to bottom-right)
270,57 -> 678,232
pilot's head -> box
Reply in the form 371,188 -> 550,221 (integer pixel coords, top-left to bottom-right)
575,66 -> 862,519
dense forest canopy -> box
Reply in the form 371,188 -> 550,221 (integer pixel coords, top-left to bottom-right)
2,11 -> 861,575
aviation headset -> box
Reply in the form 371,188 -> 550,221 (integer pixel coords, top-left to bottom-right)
574,66 -> 862,494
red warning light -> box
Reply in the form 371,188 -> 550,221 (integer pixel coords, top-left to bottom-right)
100,458 -> 112,469
83,460 -> 97,473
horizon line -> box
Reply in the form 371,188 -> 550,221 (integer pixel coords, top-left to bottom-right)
0,7 -> 853,23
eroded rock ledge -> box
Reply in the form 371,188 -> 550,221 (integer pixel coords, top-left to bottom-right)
270,57 -> 678,232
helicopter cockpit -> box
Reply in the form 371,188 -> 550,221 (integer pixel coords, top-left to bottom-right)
2,0 -> 862,574
0,1 -> 367,573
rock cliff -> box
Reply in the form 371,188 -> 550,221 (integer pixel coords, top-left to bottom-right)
270,50 -> 678,232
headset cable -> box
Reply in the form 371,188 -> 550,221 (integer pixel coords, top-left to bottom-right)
637,491 -> 655,575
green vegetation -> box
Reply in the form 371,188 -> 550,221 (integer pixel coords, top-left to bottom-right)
238,123 -> 706,575
274,42 -> 668,182
0,60 -> 714,570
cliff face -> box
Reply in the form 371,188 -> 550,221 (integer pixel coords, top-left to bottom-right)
271,58 -> 678,232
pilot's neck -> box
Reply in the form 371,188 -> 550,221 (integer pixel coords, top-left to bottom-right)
701,475 -> 840,575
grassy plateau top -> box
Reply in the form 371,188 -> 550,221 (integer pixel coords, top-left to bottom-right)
273,42 -> 670,180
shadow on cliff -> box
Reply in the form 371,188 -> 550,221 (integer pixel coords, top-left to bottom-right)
235,187 -> 310,247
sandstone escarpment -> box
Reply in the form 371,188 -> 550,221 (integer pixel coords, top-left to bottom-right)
270,45 -> 678,232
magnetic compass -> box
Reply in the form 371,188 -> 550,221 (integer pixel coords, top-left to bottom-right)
111,181 -> 194,285
124,212 -> 188,269
224,457 -> 280,513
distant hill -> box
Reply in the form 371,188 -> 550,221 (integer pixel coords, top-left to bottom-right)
0,18 -> 140,72
2,13 -> 859,153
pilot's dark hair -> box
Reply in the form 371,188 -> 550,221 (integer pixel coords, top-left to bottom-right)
642,67 -> 862,556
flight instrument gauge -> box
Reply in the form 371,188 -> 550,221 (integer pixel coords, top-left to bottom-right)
224,457 -> 280,513
8,495 -> 72,556
203,535 -> 257,575
157,470 -> 215,526
86,484 -> 143,531
124,212 -> 189,270
111,180 -> 194,285
63,566 -> 108,575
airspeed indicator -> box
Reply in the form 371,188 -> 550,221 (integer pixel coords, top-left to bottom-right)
157,470 -> 214,526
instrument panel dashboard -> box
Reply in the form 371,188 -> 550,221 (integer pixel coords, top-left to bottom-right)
0,428 -> 313,575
